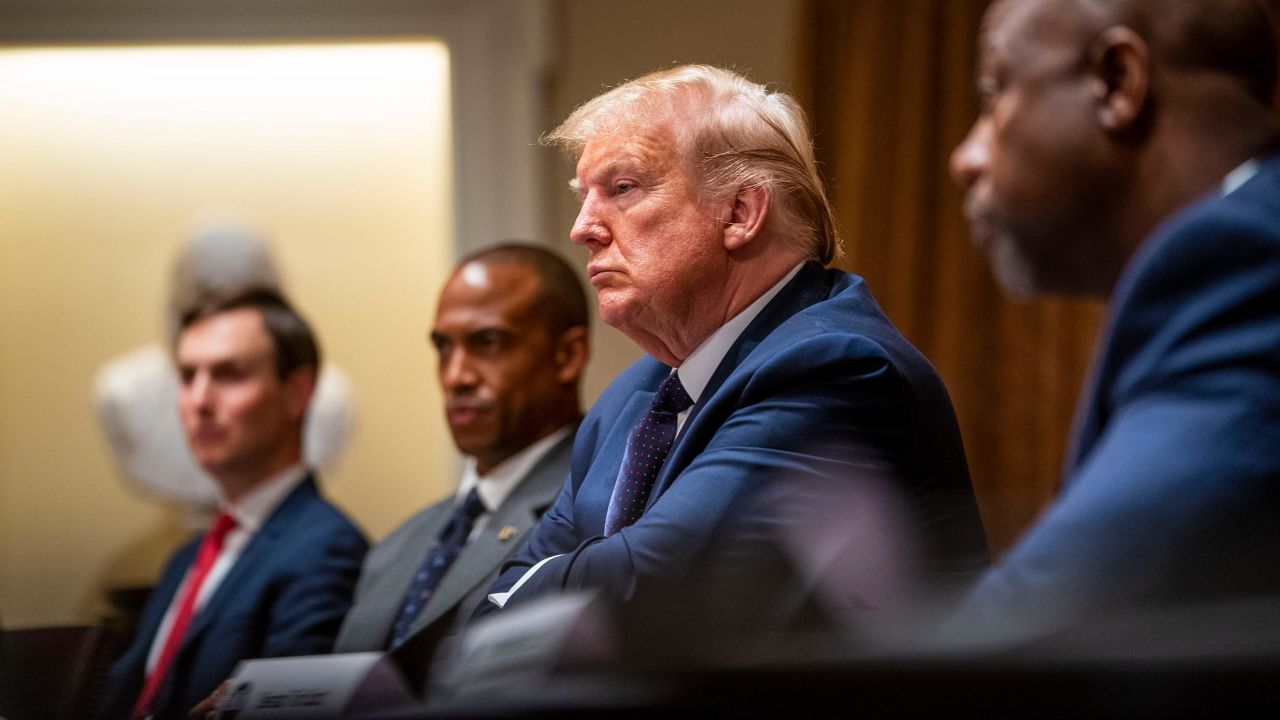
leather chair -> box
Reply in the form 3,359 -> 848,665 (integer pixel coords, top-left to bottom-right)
1,624 -> 119,720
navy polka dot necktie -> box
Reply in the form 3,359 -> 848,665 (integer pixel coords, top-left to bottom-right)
389,487 -> 486,649
603,371 -> 694,536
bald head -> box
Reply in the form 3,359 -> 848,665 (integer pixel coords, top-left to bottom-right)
988,0 -> 1278,92
1063,0 -> 1279,104
455,242 -> 589,339
954,0 -> 1280,297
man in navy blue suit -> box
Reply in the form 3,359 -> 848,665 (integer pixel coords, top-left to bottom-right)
480,65 -> 987,619
950,0 -> 1280,629
98,289 -> 367,719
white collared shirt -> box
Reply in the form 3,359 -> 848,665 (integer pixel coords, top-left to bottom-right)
143,464 -> 308,673
488,262 -> 805,609
671,262 -> 804,434
1222,158 -> 1260,196
456,425 -> 572,539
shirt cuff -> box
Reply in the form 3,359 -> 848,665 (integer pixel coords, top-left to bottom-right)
487,554 -> 563,608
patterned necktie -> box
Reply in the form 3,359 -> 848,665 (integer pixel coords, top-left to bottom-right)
132,510 -> 238,719
603,371 -> 694,536
389,488 -> 486,648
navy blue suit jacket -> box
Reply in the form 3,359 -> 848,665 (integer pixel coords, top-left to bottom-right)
98,476 -> 367,720
483,263 -> 987,610
962,155 -> 1280,625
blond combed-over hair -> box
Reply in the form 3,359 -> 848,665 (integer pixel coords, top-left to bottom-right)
543,64 -> 841,264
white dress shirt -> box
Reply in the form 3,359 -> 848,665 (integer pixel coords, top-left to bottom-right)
1223,158 -> 1260,196
456,425 -> 573,539
670,262 -> 804,435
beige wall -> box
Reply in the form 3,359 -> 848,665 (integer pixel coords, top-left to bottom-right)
0,42 -> 456,626
543,0 -> 805,398
0,0 -> 805,628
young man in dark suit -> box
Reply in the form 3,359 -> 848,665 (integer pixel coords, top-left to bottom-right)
98,290 -> 367,720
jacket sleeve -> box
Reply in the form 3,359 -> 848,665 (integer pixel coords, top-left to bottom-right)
490,333 -> 913,612
957,211 -> 1280,627
261,520 -> 369,657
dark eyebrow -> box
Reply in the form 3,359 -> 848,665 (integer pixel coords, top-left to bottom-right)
467,325 -> 514,340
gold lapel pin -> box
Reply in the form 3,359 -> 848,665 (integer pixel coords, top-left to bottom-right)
497,525 -> 518,542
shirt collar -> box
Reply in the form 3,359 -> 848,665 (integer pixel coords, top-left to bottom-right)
675,262 -> 805,403
1223,159 -> 1260,196
457,425 -> 573,513
221,463 -> 308,534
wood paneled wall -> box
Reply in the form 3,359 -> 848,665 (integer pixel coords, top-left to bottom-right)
797,0 -> 1106,554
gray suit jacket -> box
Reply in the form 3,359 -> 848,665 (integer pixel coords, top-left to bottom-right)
333,431 -> 573,653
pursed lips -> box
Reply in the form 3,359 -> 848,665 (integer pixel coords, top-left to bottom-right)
191,424 -> 225,445
587,265 -> 623,286
447,403 -> 490,426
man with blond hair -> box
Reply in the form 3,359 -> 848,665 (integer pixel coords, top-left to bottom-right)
481,65 -> 987,617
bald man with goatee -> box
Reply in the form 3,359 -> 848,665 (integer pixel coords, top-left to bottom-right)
951,0 -> 1280,628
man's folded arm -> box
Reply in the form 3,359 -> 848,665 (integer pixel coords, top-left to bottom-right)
474,472 -> 583,617
495,346 -> 906,610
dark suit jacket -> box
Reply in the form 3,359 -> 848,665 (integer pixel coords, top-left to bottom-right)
332,431 -> 572,653
97,476 -> 367,720
483,263 -> 987,611
961,155 -> 1280,626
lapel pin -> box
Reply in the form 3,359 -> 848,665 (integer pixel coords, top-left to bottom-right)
497,525 -> 518,542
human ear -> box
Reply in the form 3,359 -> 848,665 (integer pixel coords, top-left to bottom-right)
723,183 -> 770,252
553,326 -> 590,384
284,366 -> 318,422
1090,26 -> 1150,132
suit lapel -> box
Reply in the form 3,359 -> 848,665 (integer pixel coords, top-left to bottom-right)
405,432 -> 571,635
646,263 -> 832,508
352,504 -> 453,651
407,507 -> 530,633
1063,335 -> 1110,481
177,476 -> 317,654
127,541 -> 198,678
701,262 -> 831,407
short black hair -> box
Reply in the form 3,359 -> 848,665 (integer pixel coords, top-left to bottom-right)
1079,0 -> 1280,105
458,242 -> 589,336
1163,0 -> 1278,105
177,287 -> 321,379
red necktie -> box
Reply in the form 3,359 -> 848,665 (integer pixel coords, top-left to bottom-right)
131,511 -> 237,719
